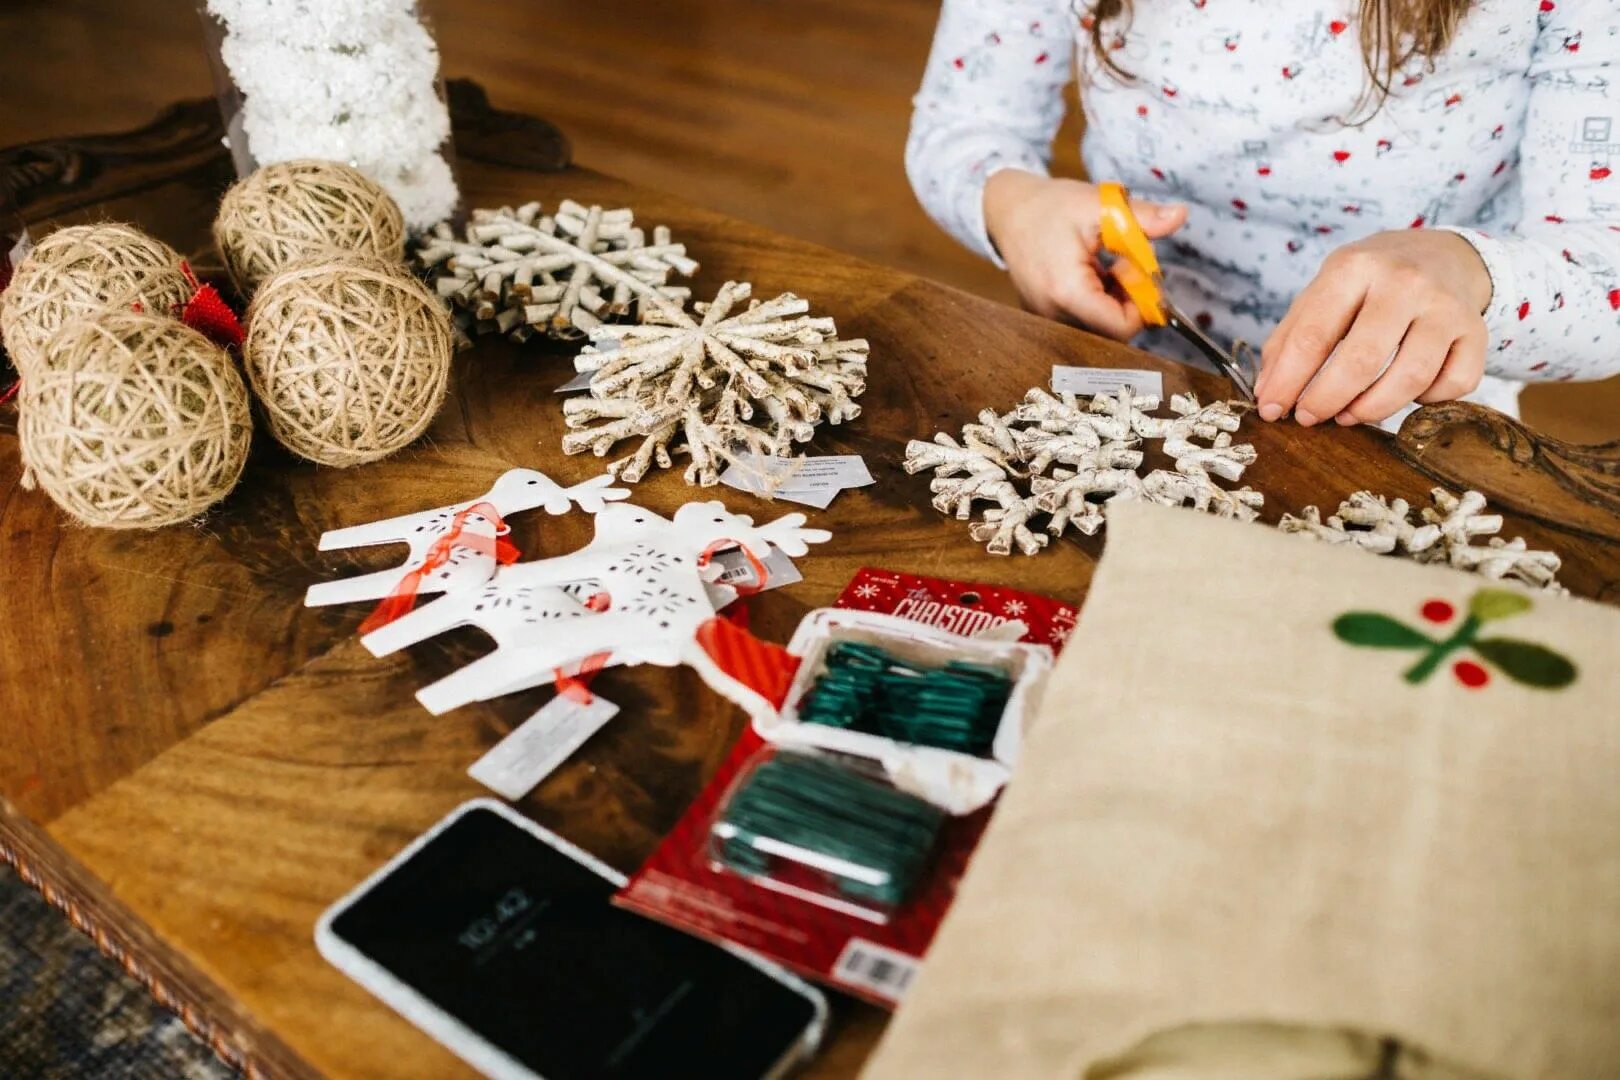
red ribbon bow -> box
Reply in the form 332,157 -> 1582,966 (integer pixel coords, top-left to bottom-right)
359,502 -> 519,636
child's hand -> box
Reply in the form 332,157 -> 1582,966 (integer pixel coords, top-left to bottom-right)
983,170 -> 1187,340
1256,230 -> 1492,426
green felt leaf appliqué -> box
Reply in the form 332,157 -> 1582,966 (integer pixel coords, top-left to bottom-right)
1472,637 -> 1578,689
1332,589 -> 1577,691
1469,588 -> 1533,622
1333,613 -> 1434,649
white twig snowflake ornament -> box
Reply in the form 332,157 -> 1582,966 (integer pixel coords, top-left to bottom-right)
1278,487 -> 1566,592
416,201 -> 697,343
562,280 -> 869,488
906,386 -> 1262,556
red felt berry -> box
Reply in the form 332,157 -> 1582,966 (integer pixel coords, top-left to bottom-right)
1453,660 -> 1489,688
1333,150 -> 1351,163
1591,166 -> 1612,181
1329,19 -> 1348,34
1608,288 -> 1620,311
1421,599 -> 1454,623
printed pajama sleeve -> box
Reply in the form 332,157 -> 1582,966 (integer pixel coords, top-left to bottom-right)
1438,0 -> 1620,383
905,0 -> 1077,267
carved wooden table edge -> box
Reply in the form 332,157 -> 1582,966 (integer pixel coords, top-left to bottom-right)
0,796 -> 311,1079
1396,402 -> 1620,544
0,77 -> 568,228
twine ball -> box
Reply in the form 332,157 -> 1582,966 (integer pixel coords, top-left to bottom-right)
0,224 -> 192,379
19,311 -> 253,529
214,160 -> 406,295
244,257 -> 451,467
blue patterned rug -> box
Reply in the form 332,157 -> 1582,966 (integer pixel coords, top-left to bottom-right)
0,865 -> 233,1078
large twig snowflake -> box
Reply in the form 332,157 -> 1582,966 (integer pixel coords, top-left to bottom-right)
416,200 -> 698,342
905,386 -> 1262,556
560,280 -> 869,487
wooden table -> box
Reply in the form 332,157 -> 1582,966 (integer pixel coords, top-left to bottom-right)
4,85 -> 1620,1079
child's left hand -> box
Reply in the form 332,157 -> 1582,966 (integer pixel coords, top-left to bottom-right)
1255,230 -> 1492,426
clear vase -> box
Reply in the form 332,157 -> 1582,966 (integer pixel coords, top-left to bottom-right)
196,0 -> 460,231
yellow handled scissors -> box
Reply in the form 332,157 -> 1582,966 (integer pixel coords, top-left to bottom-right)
1097,182 -> 1257,402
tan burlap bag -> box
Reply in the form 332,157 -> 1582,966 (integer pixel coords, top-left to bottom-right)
866,501 -> 1619,1080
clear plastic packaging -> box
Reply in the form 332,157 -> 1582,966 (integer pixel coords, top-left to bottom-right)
196,0 -> 460,230
708,747 -> 947,924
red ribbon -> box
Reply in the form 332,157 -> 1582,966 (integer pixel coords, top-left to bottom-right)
359,502 -> 518,635
176,261 -> 245,348
0,260 -> 244,409
697,540 -> 770,598
554,590 -> 614,704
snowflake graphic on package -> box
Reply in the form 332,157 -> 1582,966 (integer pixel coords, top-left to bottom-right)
1002,599 -> 1028,617
905,386 -> 1262,556
416,200 -> 698,343
853,583 -> 883,600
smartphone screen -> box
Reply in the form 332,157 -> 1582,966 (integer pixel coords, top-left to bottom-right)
321,803 -> 822,1079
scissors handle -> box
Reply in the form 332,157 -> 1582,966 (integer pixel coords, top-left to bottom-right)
1097,182 -> 1167,327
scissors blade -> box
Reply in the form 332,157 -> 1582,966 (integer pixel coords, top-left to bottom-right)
1164,301 -> 1256,403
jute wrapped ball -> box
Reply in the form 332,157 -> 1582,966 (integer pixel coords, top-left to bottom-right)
19,311 -> 253,529
0,224 -> 192,379
214,160 -> 406,295
244,257 -> 452,467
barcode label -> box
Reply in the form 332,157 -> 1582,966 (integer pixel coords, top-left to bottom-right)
832,939 -> 920,1002
709,546 -> 802,590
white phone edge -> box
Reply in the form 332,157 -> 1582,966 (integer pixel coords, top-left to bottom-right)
314,797 -> 829,1080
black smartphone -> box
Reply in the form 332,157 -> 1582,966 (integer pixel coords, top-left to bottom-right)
316,800 -> 826,1079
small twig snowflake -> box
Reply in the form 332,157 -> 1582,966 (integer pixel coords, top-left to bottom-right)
417,200 -> 697,343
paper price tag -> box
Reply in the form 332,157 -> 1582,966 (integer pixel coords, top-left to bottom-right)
554,369 -> 596,393
468,694 -> 620,800
719,453 -> 875,509
1051,365 -> 1164,399
709,546 -> 802,591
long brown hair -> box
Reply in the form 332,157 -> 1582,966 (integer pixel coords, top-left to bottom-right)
1084,1 -> 1474,121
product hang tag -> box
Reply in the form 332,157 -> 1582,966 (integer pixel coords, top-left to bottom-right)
719,453 -> 875,509
709,545 -> 803,592
554,369 -> 596,393
467,694 -> 621,801
1051,365 -> 1164,399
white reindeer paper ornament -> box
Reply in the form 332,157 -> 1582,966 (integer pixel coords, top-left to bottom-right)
360,500 -> 829,716
304,470 -> 629,608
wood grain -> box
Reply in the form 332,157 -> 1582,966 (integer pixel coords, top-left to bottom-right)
3,90 -> 1620,1078
1,0 -> 1614,441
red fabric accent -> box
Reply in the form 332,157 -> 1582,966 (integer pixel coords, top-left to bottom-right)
359,502 -> 515,635
694,614 -> 800,709
176,262 -> 245,348
0,380 -> 18,407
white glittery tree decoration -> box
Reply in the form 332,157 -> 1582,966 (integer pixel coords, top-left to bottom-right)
205,0 -> 458,229
1278,487 -> 1566,592
415,201 -> 698,342
906,386 -> 1262,556
561,280 -> 869,487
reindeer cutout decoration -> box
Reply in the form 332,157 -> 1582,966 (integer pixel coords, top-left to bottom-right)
305,470 -> 629,608
359,500 -> 830,716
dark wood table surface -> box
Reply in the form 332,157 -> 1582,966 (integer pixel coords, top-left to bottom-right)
3,85 -> 1619,1079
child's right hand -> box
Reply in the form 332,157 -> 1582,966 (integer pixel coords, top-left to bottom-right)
983,170 -> 1188,341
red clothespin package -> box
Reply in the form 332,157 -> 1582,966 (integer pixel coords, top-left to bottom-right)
614,569 -> 1077,1007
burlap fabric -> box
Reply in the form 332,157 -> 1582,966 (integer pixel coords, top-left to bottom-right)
867,501 -> 1619,1079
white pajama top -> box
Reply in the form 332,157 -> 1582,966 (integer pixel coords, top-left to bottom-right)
907,0 -> 1620,417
